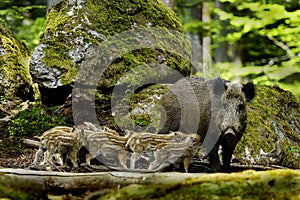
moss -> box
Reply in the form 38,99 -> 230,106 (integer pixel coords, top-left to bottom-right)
40,0 -> 191,86
0,23 -> 34,101
130,84 -> 168,128
235,85 -> 300,168
0,103 -> 70,155
132,114 -> 151,126
84,0 -> 184,36
97,169 -> 300,200
104,84 -> 168,132
38,0 -> 192,126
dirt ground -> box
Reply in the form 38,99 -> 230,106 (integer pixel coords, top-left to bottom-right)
0,148 -> 35,168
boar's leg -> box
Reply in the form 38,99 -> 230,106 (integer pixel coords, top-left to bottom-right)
207,145 -> 221,172
69,149 -> 79,168
32,146 -> 46,166
221,146 -> 234,172
220,136 -> 237,172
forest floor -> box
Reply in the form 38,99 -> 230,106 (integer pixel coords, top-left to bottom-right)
0,127 -> 291,173
0,149 -> 35,169
0,146 -> 285,174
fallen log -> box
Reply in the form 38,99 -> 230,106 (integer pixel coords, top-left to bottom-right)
0,168 -> 199,195
0,168 -> 299,199
189,160 -> 287,173
0,170 -> 47,199
90,169 -> 300,200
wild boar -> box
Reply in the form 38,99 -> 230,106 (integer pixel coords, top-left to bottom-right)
85,128 -> 128,168
32,126 -> 86,168
148,133 -> 200,172
159,76 -> 255,172
125,131 -> 193,170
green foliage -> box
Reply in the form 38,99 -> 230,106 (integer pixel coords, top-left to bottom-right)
132,114 -> 151,127
174,0 -> 299,98
0,4 -> 46,50
216,58 -> 300,99
215,2 -> 300,48
16,17 -> 46,50
218,61 -> 300,83
212,1 -> 300,99
8,104 -> 68,146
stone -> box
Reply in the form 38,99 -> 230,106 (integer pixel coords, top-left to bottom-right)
30,0 -> 191,108
235,85 -> 300,169
0,24 -> 34,103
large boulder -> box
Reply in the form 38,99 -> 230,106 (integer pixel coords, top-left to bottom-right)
235,85 -> 300,168
30,0 -> 191,108
0,24 -> 34,105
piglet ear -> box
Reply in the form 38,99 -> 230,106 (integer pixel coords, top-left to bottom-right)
242,82 -> 255,101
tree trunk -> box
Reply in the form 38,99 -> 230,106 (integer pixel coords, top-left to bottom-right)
189,1 -> 203,74
202,2 -> 213,77
214,0 -> 229,63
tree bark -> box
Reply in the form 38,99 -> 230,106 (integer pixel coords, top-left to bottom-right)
214,0 -> 229,63
189,1 -> 203,74
202,2 -> 212,76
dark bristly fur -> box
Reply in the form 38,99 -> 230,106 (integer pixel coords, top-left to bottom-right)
159,77 -> 255,172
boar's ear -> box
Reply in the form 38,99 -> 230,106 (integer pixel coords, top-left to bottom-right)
221,78 -> 230,90
242,82 -> 255,101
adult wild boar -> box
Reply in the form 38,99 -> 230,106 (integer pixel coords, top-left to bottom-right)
159,76 -> 255,172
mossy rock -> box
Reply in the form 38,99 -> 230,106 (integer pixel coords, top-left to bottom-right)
235,85 -> 300,168
93,169 -> 300,200
110,84 -> 169,132
0,24 -> 34,104
30,0 -> 191,106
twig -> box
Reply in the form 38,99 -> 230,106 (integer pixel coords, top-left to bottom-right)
267,34 -> 294,58
0,107 -> 11,115
23,139 -> 40,148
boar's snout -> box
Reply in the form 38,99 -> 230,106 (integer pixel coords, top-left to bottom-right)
221,127 -> 237,148
223,127 -> 236,138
